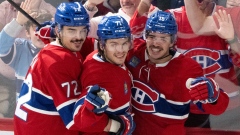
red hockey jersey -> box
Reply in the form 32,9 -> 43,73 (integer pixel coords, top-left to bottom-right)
73,50 -> 133,134
125,39 -> 229,135
14,42 -> 83,135
169,7 -> 240,111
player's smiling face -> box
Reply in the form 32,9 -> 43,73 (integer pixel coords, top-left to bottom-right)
102,38 -> 131,65
145,32 -> 174,64
59,26 -> 87,52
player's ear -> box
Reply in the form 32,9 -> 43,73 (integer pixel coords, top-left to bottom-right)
55,27 -> 60,37
99,43 -> 104,51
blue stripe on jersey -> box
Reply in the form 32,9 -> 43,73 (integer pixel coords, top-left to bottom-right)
27,89 -> 57,112
73,97 -> 85,117
154,97 -> 190,117
58,101 -> 76,126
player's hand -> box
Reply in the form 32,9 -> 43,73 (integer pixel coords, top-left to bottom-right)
108,113 -> 136,135
186,77 -> 220,104
85,85 -> 111,114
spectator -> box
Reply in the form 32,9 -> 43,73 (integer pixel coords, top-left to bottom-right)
0,0 -> 55,38
0,0 -> 56,117
0,0 -> 53,100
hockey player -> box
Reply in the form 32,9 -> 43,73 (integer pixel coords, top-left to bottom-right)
125,10 -> 229,135
14,2 -> 94,135
73,15 -> 135,135
129,0 -> 239,128
0,0 -> 52,100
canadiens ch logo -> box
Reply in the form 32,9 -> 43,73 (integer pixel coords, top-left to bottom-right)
183,48 -> 221,76
131,80 -> 159,112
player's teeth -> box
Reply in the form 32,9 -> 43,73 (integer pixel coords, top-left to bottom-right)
152,48 -> 160,52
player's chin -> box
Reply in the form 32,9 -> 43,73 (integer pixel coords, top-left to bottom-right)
116,58 -> 126,65
149,52 -> 163,60
70,45 -> 82,52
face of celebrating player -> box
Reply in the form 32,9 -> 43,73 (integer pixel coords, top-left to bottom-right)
101,38 -> 131,65
120,0 -> 141,17
57,26 -> 88,52
145,32 -> 174,64
26,25 -> 45,49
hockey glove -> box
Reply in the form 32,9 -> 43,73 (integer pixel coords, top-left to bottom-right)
108,113 -> 136,135
85,85 -> 111,114
35,21 -> 56,44
186,77 -> 220,104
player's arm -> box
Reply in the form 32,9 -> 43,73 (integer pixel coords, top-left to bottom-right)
186,77 -> 229,115
73,85 -> 135,134
73,85 -> 110,132
184,0 -> 217,35
44,53 -> 85,130
0,0 -> 30,62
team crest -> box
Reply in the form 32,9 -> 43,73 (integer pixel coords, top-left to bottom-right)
128,56 -> 140,68
183,48 -> 232,75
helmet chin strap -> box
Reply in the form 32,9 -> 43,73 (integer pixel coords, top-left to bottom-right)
156,53 -> 171,60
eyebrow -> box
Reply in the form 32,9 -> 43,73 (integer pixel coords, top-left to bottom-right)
66,26 -> 87,31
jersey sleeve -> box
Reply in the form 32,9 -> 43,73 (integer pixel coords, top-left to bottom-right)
186,58 -> 229,115
43,51 -> 82,130
201,90 -> 229,115
73,89 -> 109,133
73,63 -> 109,133
0,19 -> 23,56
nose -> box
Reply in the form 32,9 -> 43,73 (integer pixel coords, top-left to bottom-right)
115,44 -> 124,52
153,38 -> 163,45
